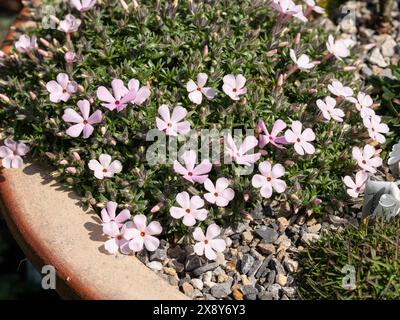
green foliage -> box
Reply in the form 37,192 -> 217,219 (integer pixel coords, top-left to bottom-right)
297,217 -> 400,300
0,0 -> 369,239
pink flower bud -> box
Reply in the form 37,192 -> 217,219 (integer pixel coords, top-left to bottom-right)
38,49 -> 51,58
243,193 -> 250,202
59,159 -> 69,165
203,44 -> 209,56
0,93 -> 10,104
29,91 -> 37,100
88,97 -> 94,104
294,33 -> 301,45
64,51 -> 77,64
277,73 -> 284,87
265,49 -> 277,57
150,202 -> 164,213
313,198 -> 322,206
119,0 -> 130,12
66,167 -> 77,174
49,15 -> 60,24
284,160 -> 295,166
45,152 -> 56,159
72,151 -> 81,161
78,85 -> 85,93
101,127 -> 107,135
39,38 -> 51,48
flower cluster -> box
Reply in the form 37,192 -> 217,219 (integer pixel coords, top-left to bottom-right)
0,0 -> 395,265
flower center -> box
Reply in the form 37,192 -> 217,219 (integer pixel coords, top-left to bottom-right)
197,87 -> 202,91
362,160 -> 367,164
167,123 -> 172,127
296,138 -> 301,143
63,89 -> 67,93
188,172 -> 193,176
269,136 -> 274,140
267,176 -> 272,182
102,168 -> 108,173
214,192 -> 219,197
356,187 -> 360,192
117,235 -> 123,240
83,120 -> 88,125
115,100 -> 120,105
204,240 -> 209,244
232,88 -> 237,93
140,231 -> 145,237
185,208 -> 191,214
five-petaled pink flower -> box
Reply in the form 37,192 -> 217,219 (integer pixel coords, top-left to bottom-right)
326,35 -> 353,60
46,73 -> 78,103
15,34 -> 37,53
170,192 -> 208,226
0,138 -> 29,169
193,224 -> 226,261
70,0 -> 96,12
58,14 -> 82,33
355,92 -> 375,118
258,119 -> 288,149
284,121 -> 316,155
289,49 -> 314,70
352,144 -> 382,173
97,79 -> 149,112
63,99 -> 102,138
101,201 -> 131,235
156,104 -> 191,136
222,74 -> 247,101
328,80 -> 357,102
343,171 -> 368,198
252,161 -> 287,198
363,115 -> 390,144
316,96 -> 345,122
270,0 -> 307,22
226,134 -> 260,166
203,178 -> 235,207
173,150 -> 212,184
186,73 -> 216,105
103,222 -> 131,254
88,154 -> 122,179
124,214 -> 162,252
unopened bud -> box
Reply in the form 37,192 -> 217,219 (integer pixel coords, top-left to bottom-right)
203,44 -> 209,56
266,49 -> 277,57
0,93 -> 10,104
72,151 -> 81,161
59,159 -> 69,165
29,91 -> 37,100
78,85 -> 85,93
39,37 -> 51,48
294,32 -> 301,45
66,167 -> 77,174
151,202 -> 164,213
243,193 -> 250,202
277,73 -> 284,87
101,127 -> 107,135
45,152 -> 56,159
312,198 -> 322,206
38,49 -> 52,58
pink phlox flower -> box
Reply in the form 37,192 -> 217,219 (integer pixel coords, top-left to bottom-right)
173,150 -> 212,184
328,80 -> 357,103
58,14 -> 82,33
284,121 -> 316,155
46,73 -> 78,103
103,221 -> 132,255
316,96 -> 345,122
352,144 -> 382,173
326,35 -> 354,60
63,99 -> 103,138
258,119 -> 289,149
193,224 -> 226,261
363,115 -> 390,144
156,104 -> 191,136
203,178 -> 235,207
252,161 -> 287,198
123,214 -> 162,252
222,74 -> 247,101
170,191 -> 208,226
15,34 -> 37,53
355,92 -> 375,118
101,201 -> 131,234
186,73 -> 216,105
70,0 -> 96,12
226,134 -> 261,166
289,49 -> 314,70
0,138 -> 29,169
343,171 -> 368,198
88,154 -> 122,179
